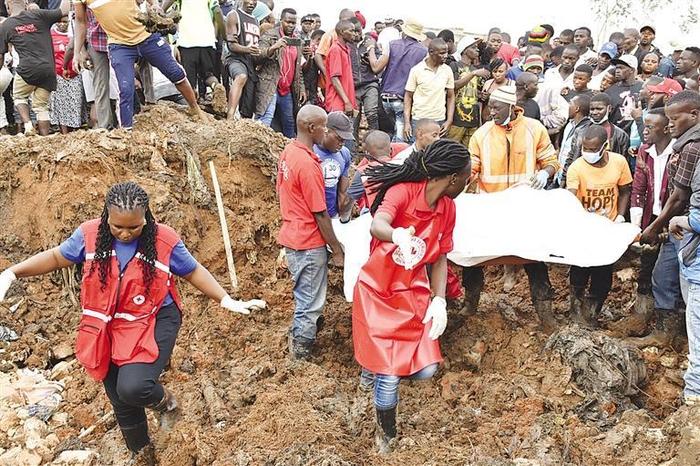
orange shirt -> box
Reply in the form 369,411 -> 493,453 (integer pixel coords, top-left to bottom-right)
276,140 -> 328,250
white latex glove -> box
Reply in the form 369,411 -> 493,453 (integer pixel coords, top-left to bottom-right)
220,295 -> 266,315
0,269 -> 16,302
392,226 -> 416,270
614,215 -> 626,224
530,170 -> 550,190
422,296 -> 447,340
630,207 -> 643,228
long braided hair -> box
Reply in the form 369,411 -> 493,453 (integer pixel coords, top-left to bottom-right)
365,139 -> 471,215
89,182 -> 158,292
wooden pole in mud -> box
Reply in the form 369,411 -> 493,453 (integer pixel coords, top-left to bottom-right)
208,160 -> 239,291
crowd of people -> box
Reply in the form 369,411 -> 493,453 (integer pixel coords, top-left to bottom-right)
1,0 -> 700,462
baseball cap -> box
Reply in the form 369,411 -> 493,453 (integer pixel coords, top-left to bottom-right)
648,78 -> 683,96
301,15 -> 314,23
327,112 -> 355,141
599,42 -> 618,59
640,25 -> 656,34
612,54 -> 638,70
523,54 -> 544,71
454,35 -> 480,60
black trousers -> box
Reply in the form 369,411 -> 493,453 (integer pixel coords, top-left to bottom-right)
103,303 -> 181,428
462,262 -> 554,302
570,265 -> 613,301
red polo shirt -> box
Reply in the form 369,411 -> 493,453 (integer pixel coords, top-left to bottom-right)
324,39 -> 356,112
276,140 -> 328,250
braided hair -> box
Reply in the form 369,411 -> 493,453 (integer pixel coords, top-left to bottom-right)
365,139 -> 471,215
89,182 -> 158,292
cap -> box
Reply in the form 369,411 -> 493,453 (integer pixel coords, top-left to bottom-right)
647,78 -> 683,96
640,25 -> 656,34
454,35 -> 480,60
401,18 -> 426,42
301,15 -> 314,23
354,11 -> 366,29
490,85 -> 517,106
523,54 -> 544,71
612,54 -> 638,70
599,41 -> 618,59
327,112 -> 355,141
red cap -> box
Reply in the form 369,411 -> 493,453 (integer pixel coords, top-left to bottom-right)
355,11 -> 366,29
648,78 -> 683,96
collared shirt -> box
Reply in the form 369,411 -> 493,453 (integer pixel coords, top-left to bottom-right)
276,140 -> 328,250
575,48 -> 598,68
405,59 -> 454,121
86,8 -> 108,53
381,37 -> 427,98
543,65 -> 574,91
647,141 -> 674,215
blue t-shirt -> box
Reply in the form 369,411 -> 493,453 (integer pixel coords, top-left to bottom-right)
313,144 -> 351,217
59,227 -> 198,307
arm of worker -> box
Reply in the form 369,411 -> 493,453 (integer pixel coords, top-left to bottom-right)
0,247 -> 74,301
441,87 -> 455,137
314,52 -> 327,77
72,1 -> 89,71
616,183 -> 632,222
403,91 -> 414,141
367,41 -> 389,74
641,185 -> 690,244
347,170 -> 366,203
259,32 -> 287,60
337,175 -> 352,222
534,128 -> 560,179
312,211 -> 345,267
454,67 -> 490,91
670,215 -> 691,240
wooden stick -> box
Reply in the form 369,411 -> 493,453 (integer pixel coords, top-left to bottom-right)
208,160 -> 238,291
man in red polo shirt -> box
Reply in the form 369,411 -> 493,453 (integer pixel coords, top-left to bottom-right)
277,104 -> 345,361
325,20 -> 357,117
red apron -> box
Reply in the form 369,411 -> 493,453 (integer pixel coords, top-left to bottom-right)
74,219 -> 183,381
352,182 -> 455,376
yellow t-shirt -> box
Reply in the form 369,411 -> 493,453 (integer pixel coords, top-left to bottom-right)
405,60 -> 455,121
566,151 -> 633,220
79,0 -> 150,46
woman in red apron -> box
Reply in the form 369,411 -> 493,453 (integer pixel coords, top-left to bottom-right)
354,139 -> 471,452
0,182 -> 264,464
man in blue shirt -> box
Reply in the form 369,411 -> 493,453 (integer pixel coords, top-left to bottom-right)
313,112 -> 354,221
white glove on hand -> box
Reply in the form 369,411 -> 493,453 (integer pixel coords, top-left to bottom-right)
392,226 -> 416,270
422,296 -> 447,340
220,295 -> 266,315
530,170 -> 550,190
614,215 -> 626,224
0,270 -> 16,302
630,207 -> 643,227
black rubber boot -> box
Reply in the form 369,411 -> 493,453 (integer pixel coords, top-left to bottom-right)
287,330 -> 313,361
148,388 -> 179,431
120,421 -> 150,453
375,406 -> 397,454
534,299 -> 557,333
462,273 -> 484,315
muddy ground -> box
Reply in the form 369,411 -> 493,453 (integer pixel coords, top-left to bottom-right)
0,104 -> 698,465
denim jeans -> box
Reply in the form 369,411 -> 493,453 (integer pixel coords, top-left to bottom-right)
681,277 -> 700,398
257,91 -> 296,138
285,246 -> 328,343
363,364 -> 439,410
652,235 -> 684,310
382,98 -> 405,143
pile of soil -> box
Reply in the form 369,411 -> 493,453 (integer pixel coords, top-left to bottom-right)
0,104 -> 697,465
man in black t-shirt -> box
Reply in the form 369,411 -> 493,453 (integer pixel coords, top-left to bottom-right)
0,0 -> 69,135
516,71 -> 541,121
605,54 -> 643,135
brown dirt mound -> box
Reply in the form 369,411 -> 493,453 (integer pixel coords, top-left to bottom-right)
0,104 -> 694,465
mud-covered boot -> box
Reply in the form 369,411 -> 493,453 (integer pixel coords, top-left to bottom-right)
608,293 -> 654,337
375,406 -> 397,454
628,309 -> 684,348
569,292 -> 586,326
120,422 -> 155,466
149,388 -> 180,431
463,282 -> 483,315
579,297 -> 603,328
534,299 -> 557,333
288,330 -> 313,361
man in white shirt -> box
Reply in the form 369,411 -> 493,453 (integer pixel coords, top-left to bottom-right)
573,27 -> 597,67
543,44 -> 579,91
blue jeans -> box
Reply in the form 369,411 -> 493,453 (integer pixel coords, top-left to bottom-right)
257,91 -> 296,138
362,364 -> 439,410
382,98 -> 405,143
652,235 -> 684,311
681,277 -> 700,398
285,246 -> 328,343
109,33 -> 186,129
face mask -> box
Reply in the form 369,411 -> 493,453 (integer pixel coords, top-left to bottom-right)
582,144 -> 607,165
591,110 -> 609,124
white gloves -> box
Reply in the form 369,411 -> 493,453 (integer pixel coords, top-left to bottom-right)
0,270 -> 16,302
614,215 -> 626,224
392,226 -> 416,270
220,295 -> 266,315
630,207 -> 643,227
530,170 -> 550,190
422,296 -> 447,340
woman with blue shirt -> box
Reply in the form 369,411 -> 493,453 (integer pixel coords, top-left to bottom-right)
0,182 -> 264,463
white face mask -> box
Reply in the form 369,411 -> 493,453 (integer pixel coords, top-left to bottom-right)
591,110 -> 609,124
582,144 -> 606,165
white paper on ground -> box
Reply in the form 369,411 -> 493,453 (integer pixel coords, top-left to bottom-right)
333,185 -> 640,302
